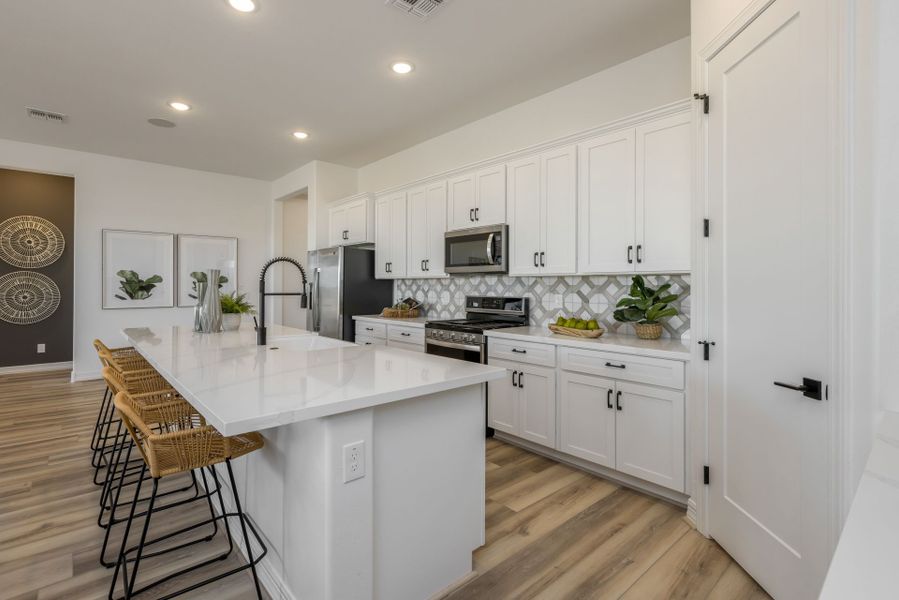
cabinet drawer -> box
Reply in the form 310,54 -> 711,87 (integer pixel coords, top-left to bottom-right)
387,325 -> 424,345
356,334 -> 386,347
559,347 -> 684,390
355,321 -> 386,339
488,338 -> 555,367
388,339 -> 424,353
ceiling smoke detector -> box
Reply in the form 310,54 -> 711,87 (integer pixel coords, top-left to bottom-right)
26,107 -> 66,123
386,0 -> 448,19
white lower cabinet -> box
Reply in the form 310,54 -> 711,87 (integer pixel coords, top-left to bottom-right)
558,368 -> 685,493
488,359 -> 555,448
559,371 -> 616,468
614,381 -> 684,491
489,337 -> 686,494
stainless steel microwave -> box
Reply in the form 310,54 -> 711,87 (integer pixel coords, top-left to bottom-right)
444,225 -> 508,274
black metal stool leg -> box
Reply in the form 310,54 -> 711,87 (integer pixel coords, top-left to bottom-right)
108,464 -> 146,600
226,459 -> 263,600
125,478 -> 158,599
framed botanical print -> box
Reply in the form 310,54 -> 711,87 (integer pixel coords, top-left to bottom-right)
176,234 -> 238,307
102,230 -> 175,309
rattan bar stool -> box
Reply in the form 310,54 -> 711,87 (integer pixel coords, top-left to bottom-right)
109,390 -> 267,600
92,340 -> 152,482
98,367 -> 208,567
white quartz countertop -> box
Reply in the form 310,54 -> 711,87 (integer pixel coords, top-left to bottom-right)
122,324 -> 505,436
352,314 -> 428,328
820,411 -> 899,599
485,326 -> 691,361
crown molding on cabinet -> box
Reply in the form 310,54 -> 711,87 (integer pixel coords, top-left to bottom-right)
365,98 -> 692,198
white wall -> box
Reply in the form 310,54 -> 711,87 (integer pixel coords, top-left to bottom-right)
0,138 -> 272,380
357,37 -> 691,192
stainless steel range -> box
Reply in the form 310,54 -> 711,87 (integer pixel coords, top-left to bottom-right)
425,296 -> 529,364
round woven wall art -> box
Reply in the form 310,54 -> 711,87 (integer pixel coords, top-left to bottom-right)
0,215 -> 65,268
0,271 -> 61,325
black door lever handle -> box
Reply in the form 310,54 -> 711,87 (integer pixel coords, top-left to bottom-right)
774,378 -> 823,401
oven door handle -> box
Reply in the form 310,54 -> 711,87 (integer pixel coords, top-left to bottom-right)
426,338 -> 482,353
486,233 -> 495,265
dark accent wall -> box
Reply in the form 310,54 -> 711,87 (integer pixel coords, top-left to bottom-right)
0,168 -> 74,368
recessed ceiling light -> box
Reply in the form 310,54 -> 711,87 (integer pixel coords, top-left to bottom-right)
391,61 -> 414,75
227,0 -> 257,12
168,101 -> 191,112
292,131 -> 309,140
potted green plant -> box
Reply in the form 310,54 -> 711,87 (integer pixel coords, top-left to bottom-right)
613,275 -> 680,340
220,291 -> 255,331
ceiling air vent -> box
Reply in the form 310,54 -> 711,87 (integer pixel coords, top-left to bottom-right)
386,0 -> 447,19
26,107 -> 66,124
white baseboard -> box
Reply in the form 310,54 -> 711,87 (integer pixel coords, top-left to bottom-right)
70,369 -> 102,382
0,361 -> 72,376
493,432 -> 690,508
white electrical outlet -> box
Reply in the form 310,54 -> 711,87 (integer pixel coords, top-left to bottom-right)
36,344 -> 46,354
342,440 -> 365,483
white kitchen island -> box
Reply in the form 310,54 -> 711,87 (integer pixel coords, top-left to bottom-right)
122,324 -> 505,600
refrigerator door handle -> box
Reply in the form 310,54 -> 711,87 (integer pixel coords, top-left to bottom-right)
312,267 -> 322,331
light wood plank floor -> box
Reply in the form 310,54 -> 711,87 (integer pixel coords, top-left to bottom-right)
1,370 -> 768,600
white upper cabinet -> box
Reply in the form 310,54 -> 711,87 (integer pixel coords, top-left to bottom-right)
446,165 -> 507,231
508,146 -> 577,276
374,191 -> 407,279
635,112 -> 692,273
578,109 -> 691,274
407,181 -> 447,277
578,130 -> 636,273
328,193 -> 374,247
474,165 -> 506,227
507,155 -> 542,275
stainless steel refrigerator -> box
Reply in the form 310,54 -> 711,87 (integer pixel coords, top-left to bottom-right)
306,245 -> 394,341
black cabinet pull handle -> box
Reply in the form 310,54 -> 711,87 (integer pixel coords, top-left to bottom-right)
627,245 -> 633,264
470,208 -> 475,222
518,372 -> 524,389
424,259 -> 429,271
540,251 -> 545,267
475,207 -> 479,221
365,327 -> 374,331
511,348 -> 527,354
533,252 -> 539,267
400,332 -> 411,337
604,362 -> 626,369
636,244 -> 643,264
616,390 -> 622,411
512,370 -> 518,387
606,389 -> 613,409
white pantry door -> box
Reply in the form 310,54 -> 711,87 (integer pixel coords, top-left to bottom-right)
707,0 -> 832,598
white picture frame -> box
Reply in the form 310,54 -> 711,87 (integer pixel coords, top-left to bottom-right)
176,234 -> 238,307
102,229 -> 175,309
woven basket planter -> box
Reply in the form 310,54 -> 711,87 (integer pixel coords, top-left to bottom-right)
634,322 -> 663,340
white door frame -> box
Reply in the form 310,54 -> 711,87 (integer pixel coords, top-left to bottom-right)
688,0 -> 857,552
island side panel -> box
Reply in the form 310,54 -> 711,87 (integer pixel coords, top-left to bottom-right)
372,384 -> 485,600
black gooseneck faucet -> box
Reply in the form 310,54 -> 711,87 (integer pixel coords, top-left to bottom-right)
257,256 -> 308,346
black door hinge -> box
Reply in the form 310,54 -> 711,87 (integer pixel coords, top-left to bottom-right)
697,340 -> 716,360
703,465 -> 710,485
694,93 -> 709,114
703,218 -> 710,237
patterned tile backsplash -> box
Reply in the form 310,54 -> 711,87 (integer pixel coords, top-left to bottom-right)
395,274 -> 691,339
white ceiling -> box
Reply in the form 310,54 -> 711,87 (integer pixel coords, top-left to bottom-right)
0,0 -> 689,180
